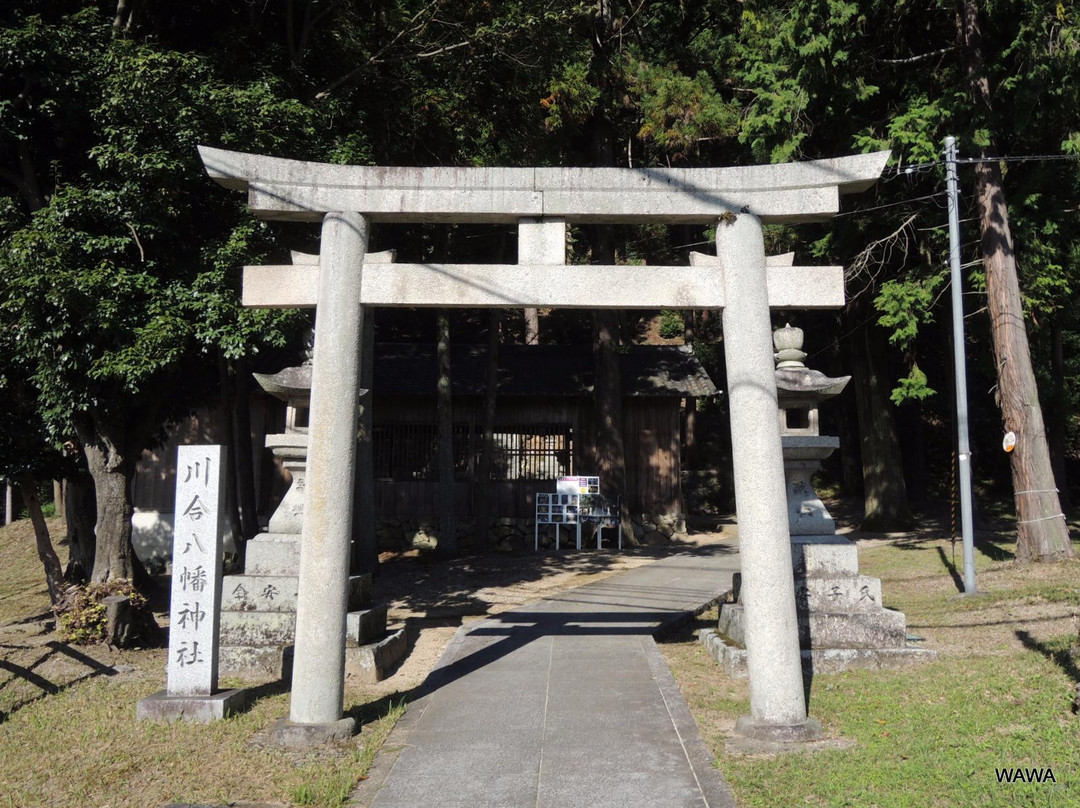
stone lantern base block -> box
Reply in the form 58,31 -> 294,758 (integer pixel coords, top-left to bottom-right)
790,534 -> 860,577
243,533 -> 302,576
345,603 -> 389,646
219,644 -> 294,680
718,602 -> 909,649
268,716 -> 357,747
136,689 -> 248,723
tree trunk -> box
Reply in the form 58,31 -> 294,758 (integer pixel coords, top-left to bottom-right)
524,308 -> 540,345
112,0 -> 135,34
594,309 -> 633,539
682,309 -> 697,468
1048,318 -> 1070,515
73,412 -> 138,582
17,472 -> 64,608
897,400 -> 928,508
103,595 -> 133,647
53,480 -> 65,517
833,382 -> 863,497
218,357 -> 245,563
352,309 -> 379,574
849,297 -> 914,530
232,357 -> 260,541
961,0 -> 1073,560
590,193 -> 630,535
15,141 -> 46,213
589,0 -> 633,540
435,310 -> 458,557
64,473 -> 96,582
475,310 -> 501,550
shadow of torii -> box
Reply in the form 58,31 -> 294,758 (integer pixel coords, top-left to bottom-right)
0,641 -> 119,724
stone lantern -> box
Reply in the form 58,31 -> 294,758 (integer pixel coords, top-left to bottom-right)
253,365 -> 313,534
702,324 -> 934,674
773,323 -> 849,537
216,362 -> 402,682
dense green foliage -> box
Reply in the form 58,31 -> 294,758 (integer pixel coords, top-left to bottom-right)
1,0 -> 1078,557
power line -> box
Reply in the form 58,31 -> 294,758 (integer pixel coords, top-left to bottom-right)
894,151 -> 1080,175
833,191 -> 947,217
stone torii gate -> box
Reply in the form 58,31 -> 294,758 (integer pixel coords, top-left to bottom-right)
199,146 -> 889,745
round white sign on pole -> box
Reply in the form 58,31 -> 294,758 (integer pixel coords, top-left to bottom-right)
1002,431 -> 1017,453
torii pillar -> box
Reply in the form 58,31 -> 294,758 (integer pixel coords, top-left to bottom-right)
718,214 -> 819,741
198,145 -> 888,745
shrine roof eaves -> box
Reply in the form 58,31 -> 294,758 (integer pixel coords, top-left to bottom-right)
373,343 -> 719,398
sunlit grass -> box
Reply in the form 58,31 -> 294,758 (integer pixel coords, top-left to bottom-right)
663,529 -> 1080,808
0,517 -> 405,808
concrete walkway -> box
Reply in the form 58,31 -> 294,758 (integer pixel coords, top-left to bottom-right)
353,541 -> 741,808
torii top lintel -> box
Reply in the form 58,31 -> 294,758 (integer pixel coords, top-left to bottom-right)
198,146 -> 890,225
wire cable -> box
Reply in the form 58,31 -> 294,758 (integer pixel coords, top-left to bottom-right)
893,152 -> 1080,175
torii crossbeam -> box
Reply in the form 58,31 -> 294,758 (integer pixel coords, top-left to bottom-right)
199,146 -> 890,746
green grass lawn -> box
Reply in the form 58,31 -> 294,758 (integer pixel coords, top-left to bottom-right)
0,517 -> 403,808
723,656 -> 1078,807
662,526 -> 1080,808
0,670 -> 402,808
5,510 -> 1080,807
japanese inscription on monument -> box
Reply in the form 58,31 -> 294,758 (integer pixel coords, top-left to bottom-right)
167,445 -> 226,697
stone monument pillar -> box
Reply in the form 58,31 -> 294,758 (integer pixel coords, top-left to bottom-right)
137,445 -> 247,722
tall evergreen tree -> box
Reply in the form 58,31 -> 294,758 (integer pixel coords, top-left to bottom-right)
960,0 -> 1073,560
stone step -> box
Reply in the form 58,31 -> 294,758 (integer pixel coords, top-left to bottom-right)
346,604 -> 388,647
220,611 -> 295,647
219,644 -> 293,680
798,576 -> 883,613
221,573 -> 373,613
244,533 -> 301,576
700,629 -> 936,677
345,628 -> 408,683
791,535 -> 859,577
799,607 -> 908,650
222,575 -> 300,612
219,600 -> 384,646
718,603 -> 908,650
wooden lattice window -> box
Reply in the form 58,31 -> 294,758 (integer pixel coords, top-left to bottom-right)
372,423 -> 436,480
486,425 -> 572,481
373,423 -> 572,482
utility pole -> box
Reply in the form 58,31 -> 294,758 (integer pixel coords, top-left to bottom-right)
945,136 -> 977,594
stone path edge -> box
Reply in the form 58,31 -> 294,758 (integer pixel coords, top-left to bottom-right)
641,634 -> 737,808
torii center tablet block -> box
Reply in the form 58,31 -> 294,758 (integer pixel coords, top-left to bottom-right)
199,145 -> 890,745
